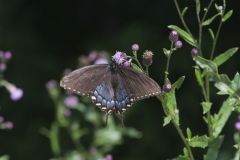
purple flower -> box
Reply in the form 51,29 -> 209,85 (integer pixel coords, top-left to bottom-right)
0,116 -> 4,123
0,63 -> 6,71
88,51 -> 98,62
46,80 -> 57,89
235,121 -> 240,131
4,51 -> 12,60
112,51 -> 128,65
94,58 -> 108,64
104,154 -> 113,160
169,30 -> 179,42
163,83 -> 172,93
64,95 -> 79,108
123,61 -> 130,67
9,87 -> 23,101
4,121 -> 14,129
5,83 -> 23,101
191,48 -> 199,56
175,40 -> 183,49
132,43 -> 139,51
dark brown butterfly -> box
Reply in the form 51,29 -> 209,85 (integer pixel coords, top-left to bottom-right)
60,55 -> 161,114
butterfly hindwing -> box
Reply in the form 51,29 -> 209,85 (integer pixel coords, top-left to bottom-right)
119,66 -> 161,102
60,64 -> 109,96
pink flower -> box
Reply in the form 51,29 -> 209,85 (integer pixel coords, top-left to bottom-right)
95,58 -> 108,64
6,84 -> 23,101
4,121 -> 14,129
112,51 -> 128,65
64,95 -> 79,108
4,51 -> 12,60
46,80 -> 57,89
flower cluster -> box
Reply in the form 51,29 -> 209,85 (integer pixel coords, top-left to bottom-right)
169,30 -> 183,49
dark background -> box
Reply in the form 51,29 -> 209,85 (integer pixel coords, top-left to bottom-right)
0,0 -> 240,159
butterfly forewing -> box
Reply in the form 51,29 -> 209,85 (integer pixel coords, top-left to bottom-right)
60,64 -> 109,96
119,67 -> 161,102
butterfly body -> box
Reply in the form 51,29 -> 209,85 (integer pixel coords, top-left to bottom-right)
60,61 -> 161,113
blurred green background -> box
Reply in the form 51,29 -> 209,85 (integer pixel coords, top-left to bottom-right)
0,0 -> 240,159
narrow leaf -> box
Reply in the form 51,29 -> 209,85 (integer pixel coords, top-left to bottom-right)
222,10 -> 233,22
186,128 -> 192,139
202,14 -> 220,26
195,0 -> 201,15
213,47 -> 239,66
231,72 -> 240,91
163,115 -> 172,126
194,56 -> 218,73
173,76 -> 185,90
168,25 -> 197,47
131,63 -> 143,72
201,102 -> 212,114
204,136 -> 224,160
189,135 -> 209,148
212,98 -> 236,137
195,68 -> 204,86
208,28 -> 215,40
182,7 -> 188,16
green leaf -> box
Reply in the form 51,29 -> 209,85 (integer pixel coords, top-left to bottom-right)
202,14 -> 220,26
172,76 -> 185,90
186,128 -> 192,139
215,82 -> 234,95
213,47 -> 239,66
195,68 -> 204,86
204,136 -> 224,160
231,72 -> 240,91
163,115 -> 172,126
189,135 -> 209,148
131,63 -> 143,72
194,56 -> 218,73
212,98 -> 236,137
195,0 -> 201,15
182,7 -> 188,16
222,10 -> 233,22
168,25 -> 197,47
163,48 -> 170,57
208,28 -> 215,40
0,155 -> 9,160
201,102 -> 212,114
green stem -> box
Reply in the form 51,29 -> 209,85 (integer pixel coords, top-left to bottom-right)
210,20 -> 223,59
195,0 -> 203,56
49,122 -> 61,156
157,95 -> 195,160
202,0 -> 215,22
133,51 -> 144,71
173,0 -> 194,39
164,43 -> 174,83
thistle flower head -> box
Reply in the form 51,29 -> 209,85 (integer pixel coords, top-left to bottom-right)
175,40 -> 183,49
169,30 -> 179,42
142,50 -> 153,67
191,48 -> 199,56
112,51 -> 128,66
5,84 -> 23,101
132,43 -> 139,51
163,83 -> 172,93
46,80 -> 57,89
64,95 -> 79,108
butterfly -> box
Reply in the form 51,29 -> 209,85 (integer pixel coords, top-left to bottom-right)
60,52 -> 161,114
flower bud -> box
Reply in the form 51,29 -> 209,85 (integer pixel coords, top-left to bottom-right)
191,48 -> 199,56
175,40 -> 183,49
142,50 -> 153,67
169,30 -> 179,42
132,43 -> 139,51
163,83 -> 172,93
235,121 -> 240,131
